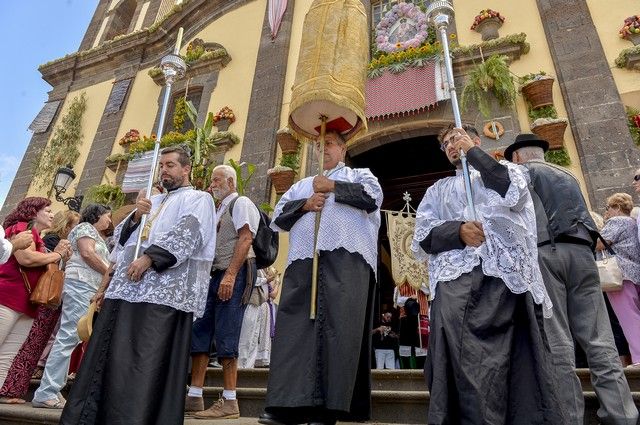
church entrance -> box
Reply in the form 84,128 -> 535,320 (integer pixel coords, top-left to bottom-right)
348,132 -> 455,368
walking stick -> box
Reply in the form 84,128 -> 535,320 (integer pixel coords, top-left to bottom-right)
134,28 -> 186,259
310,116 -> 327,320
427,2 -> 477,219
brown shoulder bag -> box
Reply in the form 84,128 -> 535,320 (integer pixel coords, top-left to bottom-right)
21,262 -> 64,309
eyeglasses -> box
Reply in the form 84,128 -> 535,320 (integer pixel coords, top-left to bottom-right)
634,175 -> 640,181
440,137 -> 456,152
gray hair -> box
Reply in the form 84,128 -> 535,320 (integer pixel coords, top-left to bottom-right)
515,146 -> 545,162
212,164 -> 237,188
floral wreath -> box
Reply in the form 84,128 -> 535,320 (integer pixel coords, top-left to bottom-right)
375,2 -> 429,53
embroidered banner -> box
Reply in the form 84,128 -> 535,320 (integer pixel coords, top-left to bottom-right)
365,59 -> 449,120
386,211 -> 429,291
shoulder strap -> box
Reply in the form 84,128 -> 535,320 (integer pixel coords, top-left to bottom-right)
228,196 -> 239,218
597,234 -> 616,256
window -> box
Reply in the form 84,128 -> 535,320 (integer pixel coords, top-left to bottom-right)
103,0 -> 137,41
164,88 -> 203,134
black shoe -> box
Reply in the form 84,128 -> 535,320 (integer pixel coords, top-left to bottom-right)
259,412 -> 295,425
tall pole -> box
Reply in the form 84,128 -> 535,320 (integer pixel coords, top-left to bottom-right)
310,115 -> 327,320
134,28 -> 186,259
427,2 -> 476,220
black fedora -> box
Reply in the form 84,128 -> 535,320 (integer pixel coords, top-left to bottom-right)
504,133 -> 550,161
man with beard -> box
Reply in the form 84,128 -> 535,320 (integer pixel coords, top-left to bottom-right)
187,164 -> 259,419
60,145 -> 217,425
411,125 -> 564,424
259,131 -> 382,425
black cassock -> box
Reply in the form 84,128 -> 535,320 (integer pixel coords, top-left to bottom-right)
265,182 -> 378,423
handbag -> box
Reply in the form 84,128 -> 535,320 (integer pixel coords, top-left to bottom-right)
20,260 -> 64,308
596,237 -> 623,293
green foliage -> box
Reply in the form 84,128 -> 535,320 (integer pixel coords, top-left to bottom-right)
280,152 -> 300,171
615,45 -> 640,69
545,148 -> 571,166
82,184 -> 126,210
368,43 -> 442,77
528,105 -> 558,121
211,131 -> 240,145
259,202 -> 274,213
461,55 -> 516,118
173,96 -> 187,131
626,106 -> 640,146
33,93 -> 87,190
104,153 -> 130,165
452,33 -> 529,57
227,159 -> 256,196
148,67 -> 163,78
518,71 -> 547,85
182,101 -> 217,190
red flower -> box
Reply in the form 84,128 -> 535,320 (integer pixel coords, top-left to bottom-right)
633,114 -> 640,128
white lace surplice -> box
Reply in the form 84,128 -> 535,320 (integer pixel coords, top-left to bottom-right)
105,187 -> 216,318
411,163 -> 552,316
271,165 -> 383,272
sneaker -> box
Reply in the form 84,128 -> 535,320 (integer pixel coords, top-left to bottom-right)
185,395 -> 204,413
209,360 -> 222,368
193,396 -> 239,419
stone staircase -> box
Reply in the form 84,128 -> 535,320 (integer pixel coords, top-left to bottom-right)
1,368 -> 639,424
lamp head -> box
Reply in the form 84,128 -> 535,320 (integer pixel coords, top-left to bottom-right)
426,0 -> 455,30
53,165 -> 76,194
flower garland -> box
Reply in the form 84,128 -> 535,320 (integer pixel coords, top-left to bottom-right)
375,2 -> 429,53
470,9 -> 505,31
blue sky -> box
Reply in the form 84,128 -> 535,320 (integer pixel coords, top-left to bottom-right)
0,1 -> 97,209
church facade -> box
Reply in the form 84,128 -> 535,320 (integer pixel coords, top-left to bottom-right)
3,0 -> 640,245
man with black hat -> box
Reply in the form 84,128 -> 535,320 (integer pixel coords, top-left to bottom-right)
506,134 -> 638,425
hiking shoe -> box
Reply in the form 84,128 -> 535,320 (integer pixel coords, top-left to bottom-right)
185,395 -> 204,413
193,396 -> 239,419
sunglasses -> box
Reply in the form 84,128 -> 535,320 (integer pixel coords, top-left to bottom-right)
634,175 -> 640,181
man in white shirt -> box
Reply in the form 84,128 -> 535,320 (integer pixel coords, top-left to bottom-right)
0,226 -> 33,264
187,164 -> 260,419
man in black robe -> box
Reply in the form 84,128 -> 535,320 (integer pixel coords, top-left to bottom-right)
412,125 -> 564,424
259,131 -> 383,425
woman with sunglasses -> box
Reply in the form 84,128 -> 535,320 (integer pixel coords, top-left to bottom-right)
597,193 -> 640,368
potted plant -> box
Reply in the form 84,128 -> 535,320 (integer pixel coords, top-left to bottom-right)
531,117 -> 568,150
268,151 -> 299,194
276,127 -> 300,154
520,71 -> 555,109
470,9 -> 505,41
620,15 -> 640,45
213,106 -> 236,131
83,184 -> 126,210
461,55 -> 516,118
105,153 -> 130,172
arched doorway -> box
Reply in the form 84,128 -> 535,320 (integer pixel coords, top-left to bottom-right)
348,132 -> 455,367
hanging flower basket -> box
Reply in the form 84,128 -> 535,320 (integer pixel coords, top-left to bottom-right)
471,9 -> 505,42
474,17 -> 503,41
268,167 -> 296,194
620,16 -> 640,45
521,76 -> 555,109
531,118 -> 568,150
276,128 -> 300,154
215,118 -> 231,132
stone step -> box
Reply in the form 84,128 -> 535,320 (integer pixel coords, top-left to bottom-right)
205,368 -> 427,392
3,391 -> 640,425
204,367 -> 640,393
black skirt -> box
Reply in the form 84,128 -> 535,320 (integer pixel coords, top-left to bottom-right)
265,248 -> 376,422
60,298 -> 193,425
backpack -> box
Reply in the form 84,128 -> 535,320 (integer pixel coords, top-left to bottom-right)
229,197 -> 279,269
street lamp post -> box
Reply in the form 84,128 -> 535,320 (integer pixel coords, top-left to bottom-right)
426,1 -> 476,220
133,29 -> 186,259
53,165 -> 83,212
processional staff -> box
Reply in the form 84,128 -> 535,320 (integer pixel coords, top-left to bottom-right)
427,1 -> 477,219
287,0 -> 369,319
134,28 -> 187,259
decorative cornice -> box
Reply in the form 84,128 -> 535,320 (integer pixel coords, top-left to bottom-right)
38,0 -> 253,88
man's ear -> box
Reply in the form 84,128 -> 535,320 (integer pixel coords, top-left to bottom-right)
473,136 -> 481,147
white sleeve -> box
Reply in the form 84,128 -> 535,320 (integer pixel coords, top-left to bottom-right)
0,226 -> 12,264
231,196 -> 260,237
